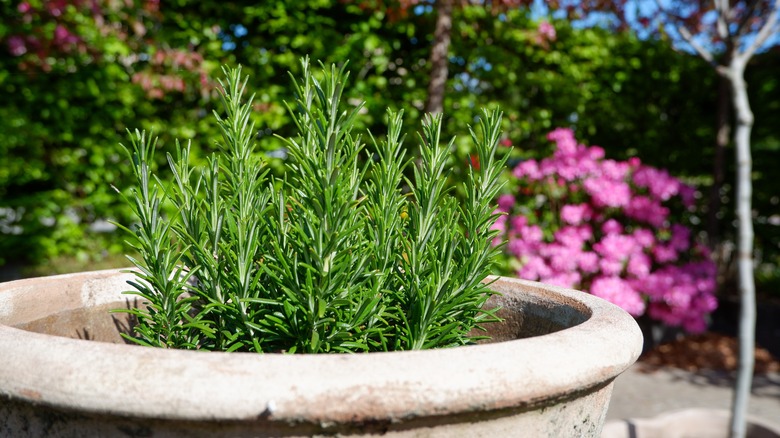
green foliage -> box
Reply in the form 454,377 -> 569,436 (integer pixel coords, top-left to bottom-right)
2,1 -> 777,292
446,9 -> 718,174
116,60 -> 505,353
0,0 -> 219,266
745,53 -> 780,298
0,0 -> 432,268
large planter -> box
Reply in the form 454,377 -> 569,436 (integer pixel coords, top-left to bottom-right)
0,269 -> 642,437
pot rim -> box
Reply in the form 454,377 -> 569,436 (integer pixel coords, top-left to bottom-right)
0,269 -> 642,425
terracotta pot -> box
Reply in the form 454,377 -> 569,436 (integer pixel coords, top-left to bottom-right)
0,269 -> 642,437
602,408 -> 780,438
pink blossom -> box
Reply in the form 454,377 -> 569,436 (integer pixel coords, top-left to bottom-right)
513,160 -> 541,180
652,244 -> 678,263
18,2 -> 31,13
665,284 -> 695,308
679,184 -> 697,209
546,159 -> 583,181
626,196 -> 669,227
588,145 -> 605,160
670,224 -> 691,252
509,215 -> 528,231
692,293 -> 718,313
577,251 -> 600,273
519,255 -> 552,280
594,233 -> 638,261
600,159 -> 630,180
631,228 -> 656,248
627,252 -> 651,277
557,149 -> 600,180
506,237 -> 531,258
554,225 -> 592,248
682,318 -> 707,334
687,260 -> 718,282
497,194 -> 515,212
583,177 -> 631,208
547,244 -> 580,272
648,303 -> 684,327
547,128 -> 577,154
7,36 -> 27,56
490,213 -> 507,239
496,127 -> 716,333
633,166 -> 680,201
599,258 -> 624,276
520,225 -> 543,243
632,272 -> 672,301
538,21 -> 557,41
590,277 -> 645,316
544,272 -> 581,288
53,25 -> 79,46
633,263 -> 717,332
545,139 -> 602,181
601,219 -> 623,235
560,204 -> 591,225
47,0 -> 66,16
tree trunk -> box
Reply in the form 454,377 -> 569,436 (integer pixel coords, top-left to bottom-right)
425,0 -> 453,115
727,57 -> 756,438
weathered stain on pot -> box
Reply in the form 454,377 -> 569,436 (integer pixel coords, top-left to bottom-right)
16,389 -> 41,401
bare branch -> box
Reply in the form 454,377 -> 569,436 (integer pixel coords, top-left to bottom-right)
654,0 -> 685,24
735,0 -> 762,36
714,0 -> 731,41
740,0 -> 780,61
678,25 -> 717,65
716,64 -> 731,78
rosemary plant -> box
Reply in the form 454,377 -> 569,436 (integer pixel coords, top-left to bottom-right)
115,58 -> 507,353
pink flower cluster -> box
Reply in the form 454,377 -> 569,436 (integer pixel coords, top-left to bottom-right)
494,128 -> 716,332
6,1 -> 87,71
536,21 -> 557,46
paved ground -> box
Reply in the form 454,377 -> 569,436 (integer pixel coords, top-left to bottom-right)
606,362 -> 780,424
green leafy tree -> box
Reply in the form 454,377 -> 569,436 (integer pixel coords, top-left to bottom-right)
7,0 -> 773,291
0,0 -> 433,272
0,0 -> 221,268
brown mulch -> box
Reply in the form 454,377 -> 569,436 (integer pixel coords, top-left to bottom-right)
638,332 -> 780,374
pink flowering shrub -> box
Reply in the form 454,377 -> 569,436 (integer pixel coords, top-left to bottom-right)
494,128 -> 717,332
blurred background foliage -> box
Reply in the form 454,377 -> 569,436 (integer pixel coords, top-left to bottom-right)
0,0 -> 777,296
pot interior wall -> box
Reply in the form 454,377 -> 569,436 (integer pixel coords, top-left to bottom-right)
477,280 -> 591,343
10,278 -> 591,347
13,300 -> 139,344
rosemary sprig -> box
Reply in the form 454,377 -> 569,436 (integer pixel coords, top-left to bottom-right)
115,58 -> 505,353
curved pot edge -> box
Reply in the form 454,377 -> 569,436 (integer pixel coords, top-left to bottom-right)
0,269 -> 643,423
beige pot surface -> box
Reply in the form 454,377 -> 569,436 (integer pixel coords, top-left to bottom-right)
0,269 -> 643,437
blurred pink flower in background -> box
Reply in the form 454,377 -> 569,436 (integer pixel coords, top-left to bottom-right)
495,128 -> 717,332
560,204 -> 591,225
538,21 -> 557,40
497,194 -> 516,212
7,36 -> 27,56
591,276 -> 645,316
